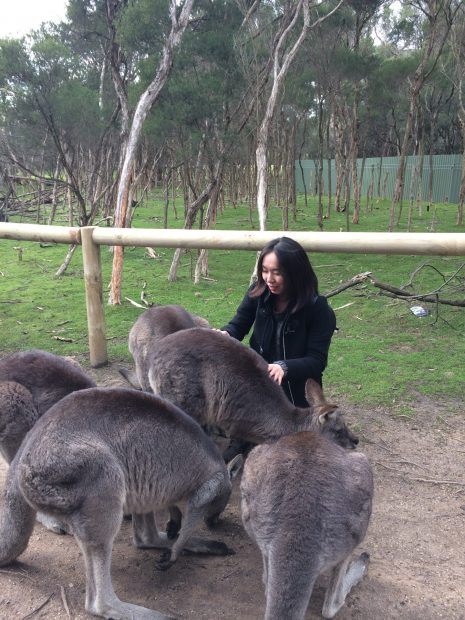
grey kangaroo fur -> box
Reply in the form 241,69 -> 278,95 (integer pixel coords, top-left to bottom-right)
119,304 -> 209,391
241,431 -> 373,619
147,328 -> 358,448
0,387 -> 240,620
0,349 -> 96,533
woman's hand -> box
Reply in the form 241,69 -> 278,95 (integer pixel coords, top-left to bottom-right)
214,329 -> 230,336
268,363 -> 285,385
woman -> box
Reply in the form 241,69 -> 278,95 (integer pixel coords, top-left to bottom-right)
220,236 -> 336,408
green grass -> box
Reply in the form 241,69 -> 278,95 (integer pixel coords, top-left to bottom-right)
1,193 -> 464,410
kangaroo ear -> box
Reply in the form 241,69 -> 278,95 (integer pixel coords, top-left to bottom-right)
305,378 -> 326,406
193,315 -> 210,329
317,404 -> 339,425
227,454 -> 244,480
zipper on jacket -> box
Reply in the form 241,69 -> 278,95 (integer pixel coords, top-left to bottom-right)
281,314 -> 295,405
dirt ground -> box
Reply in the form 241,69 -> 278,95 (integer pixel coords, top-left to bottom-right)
0,361 -> 464,620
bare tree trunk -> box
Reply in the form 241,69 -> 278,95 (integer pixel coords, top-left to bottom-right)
256,0 -> 311,231
326,117 -> 332,218
317,94 -> 324,230
332,97 -> 347,212
407,111 -> 422,230
350,81 -> 361,225
449,8 -> 465,225
389,0 -> 457,231
55,244 -> 78,277
47,155 -> 61,225
109,0 -> 195,304
287,116 -> 297,215
194,176 -> 222,283
457,150 -> 465,225
298,115 -> 308,210
415,132 -> 425,219
168,162 -> 223,282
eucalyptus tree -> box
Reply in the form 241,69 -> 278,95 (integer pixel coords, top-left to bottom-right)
0,30 -> 95,225
0,22 -> 121,271
165,0 -> 252,281
444,2 -> 465,224
295,1 -> 381,224
388,0 -> 463,231
107,0 -> 196,304
342,0 -> 383,225
247,0 -> 346,232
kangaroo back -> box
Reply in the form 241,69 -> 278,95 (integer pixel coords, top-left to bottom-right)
125,304 -> 210,391
241,432 -> 373,619
0,350 -> 96,466
149,328 -> 357,447
0,350 -> 96,416
0,381 -> 38,463
15,387 -> 231,519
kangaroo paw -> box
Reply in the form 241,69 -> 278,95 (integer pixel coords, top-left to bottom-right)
157,549 -> 175,571
166,519 -> 180,541
182,539 -> 235,556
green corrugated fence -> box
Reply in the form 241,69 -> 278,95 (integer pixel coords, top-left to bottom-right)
295,154 -> 462,203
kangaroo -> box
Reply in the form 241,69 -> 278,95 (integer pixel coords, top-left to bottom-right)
119,304 -> 209,392
241,431 -> 373,619
0,387 -> 240,620
0,349 -> 96,533
147,328 -> 358,449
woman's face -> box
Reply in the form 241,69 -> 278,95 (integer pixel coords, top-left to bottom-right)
261,251 -> 286,297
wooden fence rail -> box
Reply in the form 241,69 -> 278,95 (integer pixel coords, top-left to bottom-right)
1,222 -> 465,366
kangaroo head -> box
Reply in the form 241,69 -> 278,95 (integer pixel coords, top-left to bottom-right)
317,404 -> 359,449
304,379 -> 358,449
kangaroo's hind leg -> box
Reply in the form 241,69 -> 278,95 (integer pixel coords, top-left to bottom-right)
132,511 -> 169,548
263,543 -> 318,620
166,505 -> 182,540
133,507 -> 232,568
132,506 -> 186,547
72,485 -> 174,619
322,552 -> 370,619
157,474 -> 234,570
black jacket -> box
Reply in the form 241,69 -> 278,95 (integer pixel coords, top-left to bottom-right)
222,289 -> 336,407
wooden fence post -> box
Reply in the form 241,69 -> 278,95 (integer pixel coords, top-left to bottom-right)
81,226 -> 108,367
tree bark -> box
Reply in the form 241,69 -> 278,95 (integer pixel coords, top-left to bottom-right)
389,0 -> 457,231
109,0 -> 195,304
256,0 -> 311,231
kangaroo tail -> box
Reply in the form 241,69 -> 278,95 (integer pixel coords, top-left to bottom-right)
0,467 -> 35,566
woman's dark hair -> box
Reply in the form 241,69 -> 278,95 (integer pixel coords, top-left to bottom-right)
250,237 -> 319,312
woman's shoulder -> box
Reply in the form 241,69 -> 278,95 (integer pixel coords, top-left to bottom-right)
301,293 -> 330,309
300,294 -> 335,320
313,294 -> 331,308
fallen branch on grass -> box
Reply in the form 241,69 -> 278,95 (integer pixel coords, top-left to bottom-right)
125,297 -> 147,309
369,276 -> 465,307
324,269 -> 465,308
324,272 -> 372,298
